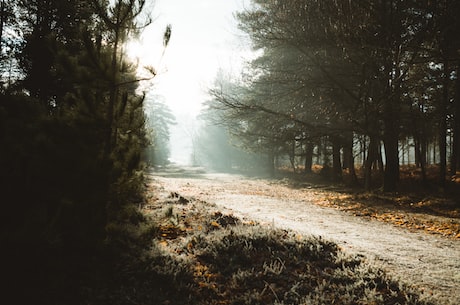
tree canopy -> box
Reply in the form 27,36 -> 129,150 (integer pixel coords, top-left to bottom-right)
205,0 -> 460,191
0,1 -> 171,303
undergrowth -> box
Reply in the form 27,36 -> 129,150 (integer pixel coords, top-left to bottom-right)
86,195 -> 436,305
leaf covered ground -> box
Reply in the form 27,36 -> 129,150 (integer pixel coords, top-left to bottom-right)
279,171 -> 460,240
314,191 -> 460,239
135,184 -> 436,305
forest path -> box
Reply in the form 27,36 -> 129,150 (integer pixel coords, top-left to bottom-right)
150,167 -> 460,304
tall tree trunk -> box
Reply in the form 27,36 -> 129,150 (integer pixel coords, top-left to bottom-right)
421,135 -> 427,182
383,135 -> 399,192
415,135 -> 428,183
364,136 -> 379,191
332,137 -> 342,181
383,102 -> 400,192
289,138 -> 296,173
343,133 -> 358,185
450,64 -> 460,176
377,141 -> 385,177
439,60 -> 449,187
316,138 -> 322,164
361,135 -> 367,167
304,141 -> 313,174
401,140 -> 406,165
414,137 -> 420,167
267,151 -> 275,177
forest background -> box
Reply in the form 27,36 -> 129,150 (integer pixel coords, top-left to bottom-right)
0,0 -> 459,304
198,0 -> 460,194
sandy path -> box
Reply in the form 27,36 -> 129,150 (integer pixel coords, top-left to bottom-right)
150,169 -> 460,304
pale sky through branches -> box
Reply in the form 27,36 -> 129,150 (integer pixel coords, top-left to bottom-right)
127,0 -> 252,164
128,0 -> 251,115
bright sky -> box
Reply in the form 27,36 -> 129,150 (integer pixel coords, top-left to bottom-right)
128,0 -> 251,115
127,0 -> 252,164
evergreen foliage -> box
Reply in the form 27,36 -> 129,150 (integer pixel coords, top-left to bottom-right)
0,1 -> 163,304
207,0 -> 460,189
145,98 -> 176,166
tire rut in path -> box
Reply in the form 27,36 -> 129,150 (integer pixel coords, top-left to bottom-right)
152,173 -> 460,305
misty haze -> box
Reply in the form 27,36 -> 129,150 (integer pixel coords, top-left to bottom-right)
1,1 -> 459,305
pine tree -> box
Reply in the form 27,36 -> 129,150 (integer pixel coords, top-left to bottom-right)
1,0 -> 166,303
145,98 -> 176,166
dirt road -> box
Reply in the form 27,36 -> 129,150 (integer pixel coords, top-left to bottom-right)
150,167 -> 460,304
